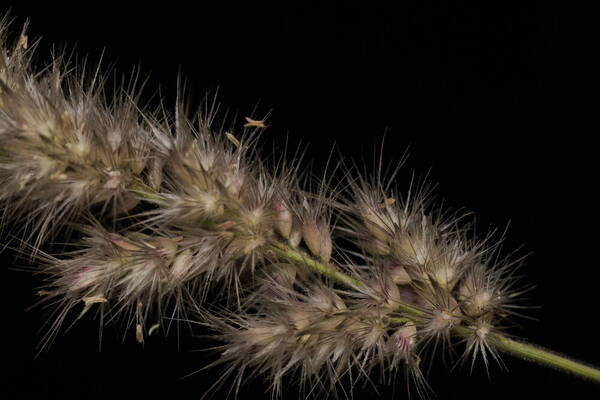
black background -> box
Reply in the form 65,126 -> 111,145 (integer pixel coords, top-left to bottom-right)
2,2 -> 597,399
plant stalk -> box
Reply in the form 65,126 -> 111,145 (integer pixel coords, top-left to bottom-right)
491,332 -> 600,382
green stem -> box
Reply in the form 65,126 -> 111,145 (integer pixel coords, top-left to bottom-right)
491,333 -> 600,382
127,177 -> 169,206
451,325 -> 600,382
388,316 -> 416,324
269,240 -> 364,289
268,241 -> 426,318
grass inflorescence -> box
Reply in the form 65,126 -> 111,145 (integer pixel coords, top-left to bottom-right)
1,13 -> 599,399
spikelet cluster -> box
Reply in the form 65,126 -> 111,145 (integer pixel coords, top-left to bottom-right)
202,178 -> 527,397
138,101 -> 343,297
34,222 -> 201,348
204,269 -> 429,398
1,16 -> 533,398
1,18 -> 150,247
143,111 -> 280,288
2,17 -> 341,342
344,179 -> 526,360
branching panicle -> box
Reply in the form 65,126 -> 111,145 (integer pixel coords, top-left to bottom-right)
2,14 -> 599,400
